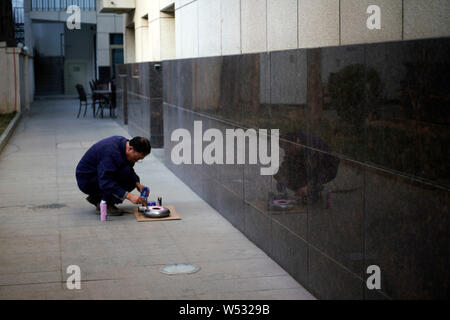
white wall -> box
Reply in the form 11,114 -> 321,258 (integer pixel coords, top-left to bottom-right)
0,44 -> 22,113
403,0 -> 450,40
198,0 -> 221,57
64,23 -> 96,94
267,0 -> 298,51
173,0 -> 450,59
125,25 -> 136,63
298,0 -> 339,48
32,23 -> 65,56
97,14 -> 124,67
122,0 -> 450,61
28,6 -> 124,96
124,0 -> 176,62
221,0 -> 241,55
341,0 -> 402,45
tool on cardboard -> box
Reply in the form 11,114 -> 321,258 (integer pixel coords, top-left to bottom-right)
268,182 -> 294,211
275,182 -> 288,199
138,205 -> 171,218
144,206 -> 170,218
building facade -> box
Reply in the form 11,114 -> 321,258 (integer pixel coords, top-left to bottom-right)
106,0 -> 450,299
28,0 -> 124,95
116,0 -> 450,61
0,0 -> 31,114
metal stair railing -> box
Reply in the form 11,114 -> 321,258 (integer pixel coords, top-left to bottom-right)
13,6 -> 24,45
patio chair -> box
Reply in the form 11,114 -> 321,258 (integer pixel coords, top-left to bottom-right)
110,81 -> 117,118
75,84 -> 88,118
95,82 -> 116,118
89,81 -> 101,117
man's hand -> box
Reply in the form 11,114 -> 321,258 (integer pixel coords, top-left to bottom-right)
295,186 -> 308,197
126,193 -> 147,205
136,182 -> 149,195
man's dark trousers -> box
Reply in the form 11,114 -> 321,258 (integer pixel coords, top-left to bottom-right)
76,165 -> 136,205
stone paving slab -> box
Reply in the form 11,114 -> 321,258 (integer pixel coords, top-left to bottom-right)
0,99 -> 316,300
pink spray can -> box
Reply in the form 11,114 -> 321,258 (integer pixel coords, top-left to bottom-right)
100,200 -> 107,221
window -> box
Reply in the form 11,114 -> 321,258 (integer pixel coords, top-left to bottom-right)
109,33 -> 124,78
109,33 -> 123,45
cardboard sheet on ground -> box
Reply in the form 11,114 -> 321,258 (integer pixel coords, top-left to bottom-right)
133,205 -> 181,222
253,201 -> 306,215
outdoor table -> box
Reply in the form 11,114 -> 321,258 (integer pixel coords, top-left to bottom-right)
93,90 -> 112,94
93,90 -> 113,118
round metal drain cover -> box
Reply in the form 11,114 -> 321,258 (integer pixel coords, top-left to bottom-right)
160,264 -> 200,275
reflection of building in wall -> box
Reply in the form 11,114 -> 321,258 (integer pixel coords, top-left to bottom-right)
28,0 -> 124,95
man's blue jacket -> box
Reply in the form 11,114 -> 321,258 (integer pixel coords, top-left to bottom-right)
76,136 -> 140,202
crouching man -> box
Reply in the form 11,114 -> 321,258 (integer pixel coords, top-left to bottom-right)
76,136 -> 150,215
274,130 -> 340,204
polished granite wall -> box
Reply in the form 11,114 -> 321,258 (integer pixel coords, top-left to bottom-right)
115,62 -> 163,148
115,64 -> 128,125
161,37 -> 450,300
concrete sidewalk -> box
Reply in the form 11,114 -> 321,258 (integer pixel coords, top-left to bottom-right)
0,99 -> 315,300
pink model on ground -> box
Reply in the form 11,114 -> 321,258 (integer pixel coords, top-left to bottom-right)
100,200 -> 107,221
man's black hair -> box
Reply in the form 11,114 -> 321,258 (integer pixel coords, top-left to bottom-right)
129,137 -> 151,155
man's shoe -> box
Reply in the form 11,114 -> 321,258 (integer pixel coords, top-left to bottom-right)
95,203 -> 124,216
107,204 -> 125,216
86,195 -> 100,207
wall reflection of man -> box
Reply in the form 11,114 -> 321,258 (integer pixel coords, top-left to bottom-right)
274,131 -> 340,204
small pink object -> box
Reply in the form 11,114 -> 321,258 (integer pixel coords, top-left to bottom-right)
149,206 -> 163,211
274,200 -> 290,205
100,200 -> 107,221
